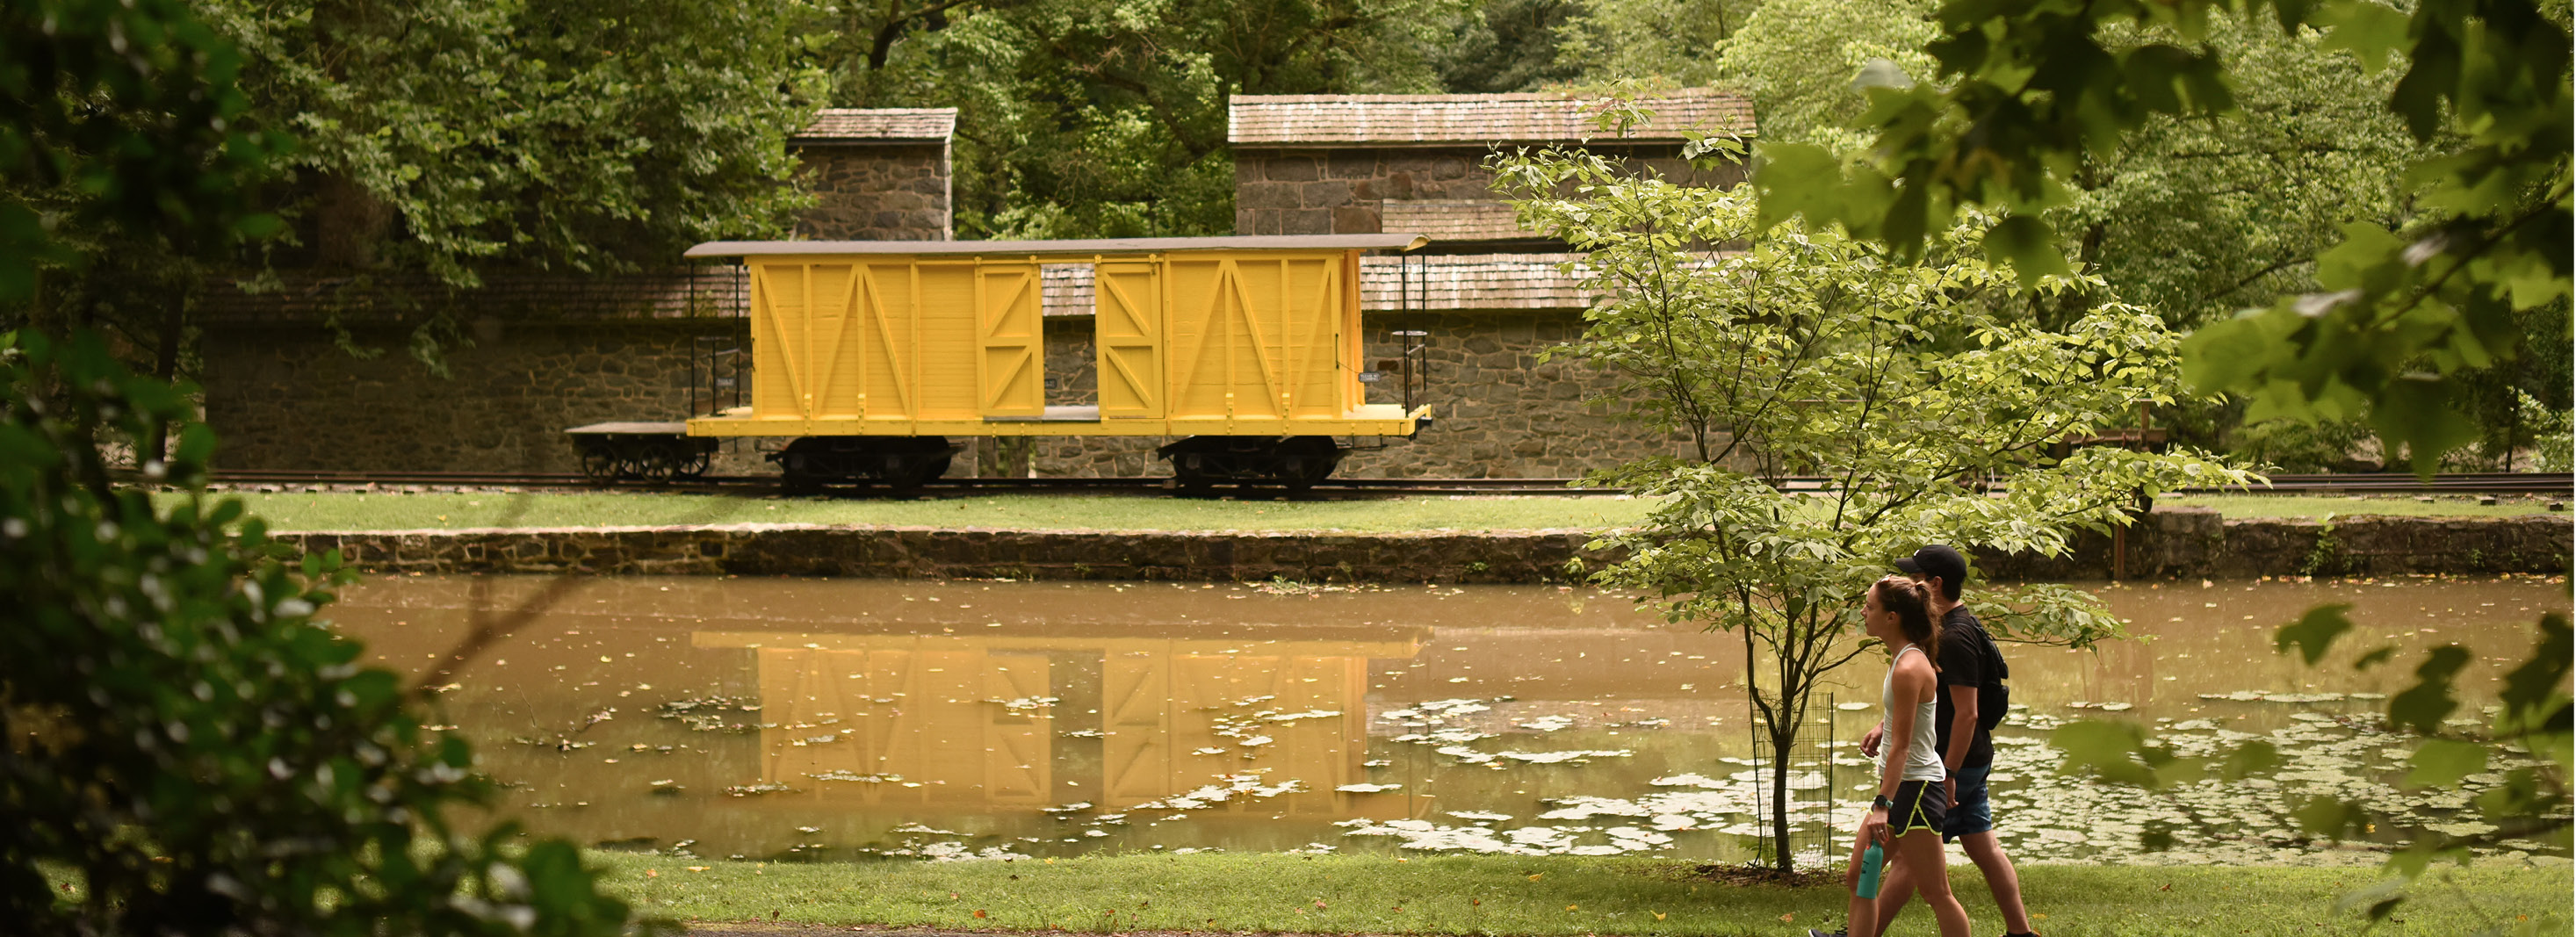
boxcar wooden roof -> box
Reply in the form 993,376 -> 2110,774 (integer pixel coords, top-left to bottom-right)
684,234 -> 1429,258
1229,90 -> 1755,146
1028,252 -> 1664,314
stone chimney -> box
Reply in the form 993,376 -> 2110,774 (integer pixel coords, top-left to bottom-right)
791,107 -> 956,241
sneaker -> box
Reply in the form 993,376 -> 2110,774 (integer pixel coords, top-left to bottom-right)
1808,929 -> 1846,937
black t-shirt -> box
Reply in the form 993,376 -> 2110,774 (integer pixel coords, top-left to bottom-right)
1933,605 -> 1995,769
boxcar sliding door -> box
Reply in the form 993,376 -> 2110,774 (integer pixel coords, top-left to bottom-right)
1162,252 -> 1350,422
1093,260 -> 1165,419
747,258 -> 888,422
974,263 -> 1044,418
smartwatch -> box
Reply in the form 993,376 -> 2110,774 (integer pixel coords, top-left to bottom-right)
1871,794 -> 1893,811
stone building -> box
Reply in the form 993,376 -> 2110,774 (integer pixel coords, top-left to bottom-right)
1029,89 -> 1756,479
790,108 -> 956,241
196,109 -> 953,476
197,96 -> 1757,481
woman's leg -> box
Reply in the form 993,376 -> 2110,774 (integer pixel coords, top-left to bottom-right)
1894,827 -> 1971,937
1841,825 -> 1878,937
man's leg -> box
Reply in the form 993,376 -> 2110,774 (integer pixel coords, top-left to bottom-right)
1959,831 -> 2034,935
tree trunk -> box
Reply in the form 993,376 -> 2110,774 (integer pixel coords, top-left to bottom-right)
141,284 -> 185,468
1768,719 -> 1793,871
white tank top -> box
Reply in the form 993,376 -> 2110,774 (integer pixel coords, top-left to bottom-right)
1881,645 -> 1945,782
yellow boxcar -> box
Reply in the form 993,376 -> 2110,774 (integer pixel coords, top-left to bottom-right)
675,234 -> 1431,489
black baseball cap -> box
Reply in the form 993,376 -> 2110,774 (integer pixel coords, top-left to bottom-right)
1894,544 -> 1968,592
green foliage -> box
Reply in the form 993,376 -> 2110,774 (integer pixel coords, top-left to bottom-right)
1754,0 -> 2572,472
1495,133 -> 2255,868
0,329 -> 656,934
200,0 -> 821,285
2053,610 -> 2571,927
1555,0 -> 1755,85
0,0 -> 284,302
2274,602 -> 2356,664
1706,0 -> 1938,151
1429,0 -> 1587,93
843,0 -> 1459,239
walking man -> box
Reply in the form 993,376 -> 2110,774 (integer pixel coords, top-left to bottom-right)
1863,544 -> 2039,937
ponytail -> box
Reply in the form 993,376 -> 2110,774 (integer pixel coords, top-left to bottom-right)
1870,575 -> 1940,664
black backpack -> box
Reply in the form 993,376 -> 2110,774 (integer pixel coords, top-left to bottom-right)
1966,618 -> 2010,732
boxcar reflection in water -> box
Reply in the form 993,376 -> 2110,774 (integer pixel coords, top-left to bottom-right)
692,629 -> 1424,820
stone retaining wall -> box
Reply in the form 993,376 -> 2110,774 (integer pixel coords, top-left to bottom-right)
280,509 -> 2569,582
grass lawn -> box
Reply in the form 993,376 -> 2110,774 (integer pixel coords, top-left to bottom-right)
584,852 -> 2570,937
182,490 -> 1658,533
2158,494 -> 2563,520
171,490 -> 2564,534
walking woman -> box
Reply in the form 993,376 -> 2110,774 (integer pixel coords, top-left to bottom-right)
1819,577 -> 1973,937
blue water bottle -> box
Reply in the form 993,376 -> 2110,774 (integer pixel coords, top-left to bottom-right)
1855,843 -> 1885,898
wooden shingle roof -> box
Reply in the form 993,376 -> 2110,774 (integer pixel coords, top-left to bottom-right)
1229,90 -> 1754,147
1360,253 -> 1597,310
793,108 -> 957,143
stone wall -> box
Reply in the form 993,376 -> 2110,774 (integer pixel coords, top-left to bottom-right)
1233,144 -> 1743,236
276,510 -> 2572,582
1981,508 -> 2576,581
791,142 -> 951,241
200,318 -> 773,475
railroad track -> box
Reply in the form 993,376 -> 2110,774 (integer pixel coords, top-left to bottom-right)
193,469 -> 1620,497
192,469 -> 2572,498
2190,472 -> 2572,494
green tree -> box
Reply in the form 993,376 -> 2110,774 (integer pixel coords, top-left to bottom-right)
1494,140 -> 2254,869
1,2 -> 659,929
1756,0 -> 2572,474
841,0 -> 1459,239
2,330 -> 653,935
203,0 -> 820,284
1555,0 -> 1757,84
1429,0 -> 1587,93
1706,0 -> 1937,151
0,0 -> 280,308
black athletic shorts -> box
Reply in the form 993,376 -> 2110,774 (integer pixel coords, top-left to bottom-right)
1887,779 -> 1948,838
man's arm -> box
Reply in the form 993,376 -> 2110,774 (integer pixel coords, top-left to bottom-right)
1944,684 -> 1977,770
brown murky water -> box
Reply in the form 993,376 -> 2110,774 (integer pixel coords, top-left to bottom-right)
330,575 -> 2572,866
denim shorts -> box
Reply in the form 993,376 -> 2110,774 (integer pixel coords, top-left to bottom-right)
1942,761 -> 1995,841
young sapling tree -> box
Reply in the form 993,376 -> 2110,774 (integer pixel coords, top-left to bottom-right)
1494,138 -> 2256,869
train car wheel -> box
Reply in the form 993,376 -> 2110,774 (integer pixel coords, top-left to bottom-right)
1170,453 -> 1215,495
577,443 -> 621,482
634,441 -> 679,482
1274,436 -> 1344,493
675,443 -> 714,479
